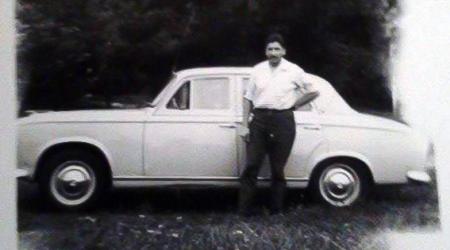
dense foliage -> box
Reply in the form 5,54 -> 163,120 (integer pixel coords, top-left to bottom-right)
17,0 -> 398,112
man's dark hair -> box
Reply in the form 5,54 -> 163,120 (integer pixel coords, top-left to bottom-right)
265,33 -> 286,48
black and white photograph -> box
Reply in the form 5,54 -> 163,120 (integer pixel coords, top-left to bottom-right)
1,0 -> 450,249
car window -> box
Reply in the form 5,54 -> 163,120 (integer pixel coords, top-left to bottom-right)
167,81 -> 190,110
241,77 -> 312,111
191,77 -> 230,110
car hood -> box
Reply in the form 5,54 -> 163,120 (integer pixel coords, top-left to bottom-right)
17,109 -> 151,125
320,113 -> 412,133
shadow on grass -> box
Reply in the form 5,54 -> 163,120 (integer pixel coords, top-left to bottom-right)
18,179 -> 439,217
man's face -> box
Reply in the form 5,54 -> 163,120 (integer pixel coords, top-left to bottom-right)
265,41 -> 286,66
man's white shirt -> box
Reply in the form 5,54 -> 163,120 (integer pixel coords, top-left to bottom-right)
244,58 -> 312,110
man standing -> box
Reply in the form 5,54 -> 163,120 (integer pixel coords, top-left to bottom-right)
239,33 -> 319,215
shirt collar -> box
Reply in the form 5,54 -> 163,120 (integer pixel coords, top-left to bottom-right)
279,58 -> 289,71
266,58 -> 289,72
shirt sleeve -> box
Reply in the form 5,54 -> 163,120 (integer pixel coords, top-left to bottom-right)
293,66 -> 315,92
243,71 -> 256,101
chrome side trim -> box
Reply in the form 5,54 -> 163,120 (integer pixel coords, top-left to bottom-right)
321,124 -> 402,133
113,176 -> 309,182
22,121 -> 146,125
113,176 -> 309,188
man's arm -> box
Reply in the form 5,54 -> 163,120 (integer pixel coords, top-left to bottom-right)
239,98 -> 253,142
294,90 -> 319,108
241,71 -> 256,140
243,98 -> 253,128
293,68 -> 320,109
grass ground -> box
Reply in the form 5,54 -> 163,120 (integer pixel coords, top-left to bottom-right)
18,177 -> 439,250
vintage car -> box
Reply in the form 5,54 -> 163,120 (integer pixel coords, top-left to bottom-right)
17,67 -> 434,210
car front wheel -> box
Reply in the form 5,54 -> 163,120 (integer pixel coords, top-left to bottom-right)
310,162 -> 369,207
39,150 -> 108,210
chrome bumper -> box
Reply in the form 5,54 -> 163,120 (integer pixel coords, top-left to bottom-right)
15,168 -> 31,178
406,170 -> 432,184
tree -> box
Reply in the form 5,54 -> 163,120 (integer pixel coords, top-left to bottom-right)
18,0 -> 398,112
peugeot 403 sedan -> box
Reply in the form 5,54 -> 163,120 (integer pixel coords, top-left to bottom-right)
17,67 -> 434,210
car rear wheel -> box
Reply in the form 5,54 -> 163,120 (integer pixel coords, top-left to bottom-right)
39,150 -> 108,210
310,162 -> 369,207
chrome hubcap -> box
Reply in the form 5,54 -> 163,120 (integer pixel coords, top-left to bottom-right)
319,164 -> 360,207
50,161 -> 96,206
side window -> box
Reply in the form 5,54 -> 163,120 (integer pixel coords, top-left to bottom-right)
191,78 -> 230,110
167,81 -> 190,110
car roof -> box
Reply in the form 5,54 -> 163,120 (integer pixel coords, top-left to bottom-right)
172,67 -> 355,114
175,67 -> 252,78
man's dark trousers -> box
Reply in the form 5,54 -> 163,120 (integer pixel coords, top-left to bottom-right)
239,108 -> 296,214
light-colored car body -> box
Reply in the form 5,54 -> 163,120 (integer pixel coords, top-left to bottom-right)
17,67 -> 433,207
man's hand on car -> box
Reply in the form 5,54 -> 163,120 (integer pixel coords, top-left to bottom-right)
238,125 -> 250,142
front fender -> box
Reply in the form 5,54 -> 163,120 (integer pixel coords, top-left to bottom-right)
30,137 -> 113,179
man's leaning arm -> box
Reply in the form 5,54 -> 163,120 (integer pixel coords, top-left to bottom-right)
294,91 -> 320,108
243,98 -> 253,128
239,98 -> 253,141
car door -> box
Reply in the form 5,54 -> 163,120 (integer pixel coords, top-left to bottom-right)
144,75 -> 238,178
289,106 -> 326,178
237,76 -> 326,179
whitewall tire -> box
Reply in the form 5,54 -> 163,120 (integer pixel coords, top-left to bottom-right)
39,150 -> 108,210
310,161 -> 370,207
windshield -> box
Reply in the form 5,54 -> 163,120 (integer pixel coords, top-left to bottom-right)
150,74 -> 177,107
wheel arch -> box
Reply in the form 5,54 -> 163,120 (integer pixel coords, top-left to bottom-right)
308,155 -> 375,189
34,141 -> 113,187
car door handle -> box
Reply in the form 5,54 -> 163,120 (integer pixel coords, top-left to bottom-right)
303,126 -> 320,130
219,124 -> 237,128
